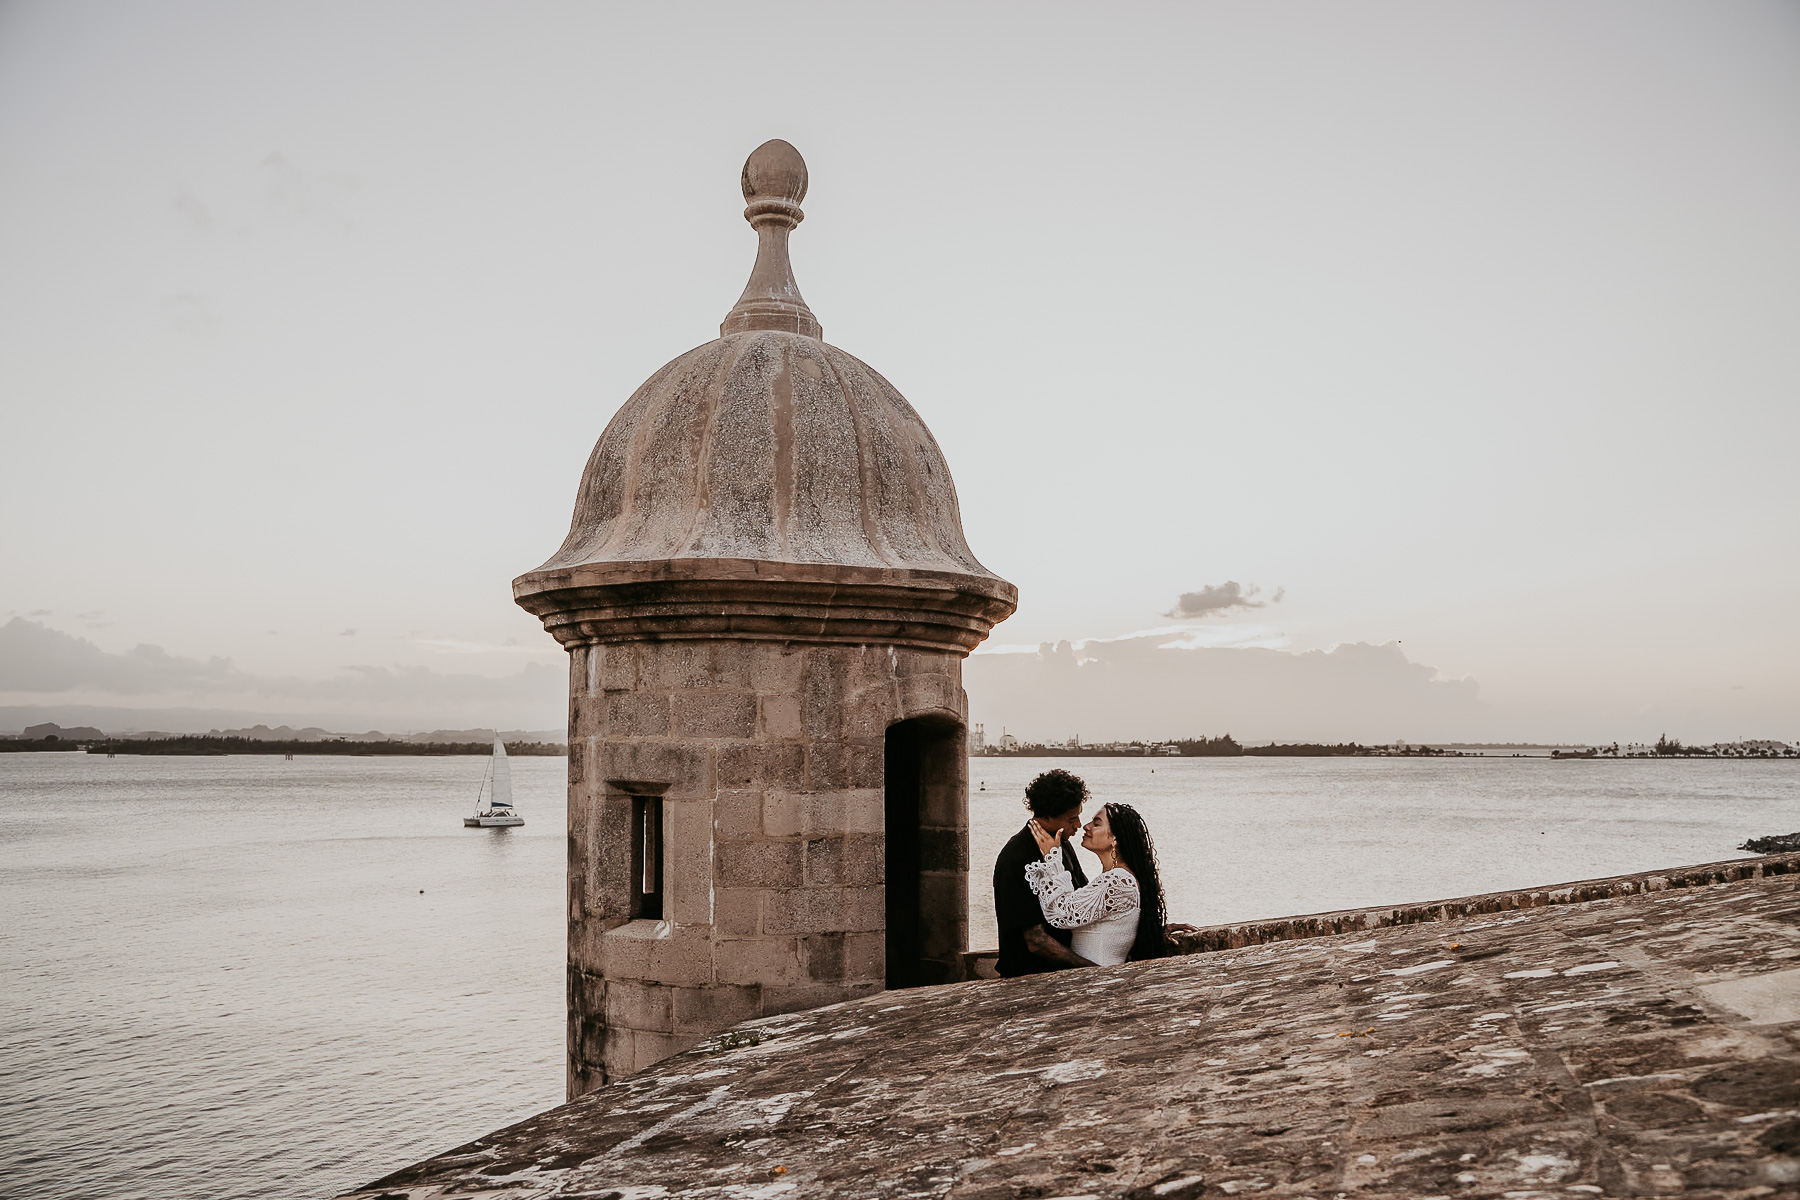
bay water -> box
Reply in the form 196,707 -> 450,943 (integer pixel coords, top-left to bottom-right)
1,753 -> 1791,1199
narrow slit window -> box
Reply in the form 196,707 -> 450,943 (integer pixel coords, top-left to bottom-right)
631,795 -> 663,920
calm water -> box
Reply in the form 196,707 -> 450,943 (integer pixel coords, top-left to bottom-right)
2,753 -> 1793,1200
967,756 -> 1796,942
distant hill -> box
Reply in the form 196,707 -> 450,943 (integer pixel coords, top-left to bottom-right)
396,728 -> 564,744
0,706 -> 566,740
14,722 -> 106,740
158,724 -> 565,743
96,736 -> 566,757
208,724 -> 342,741
1,714 -> 566,744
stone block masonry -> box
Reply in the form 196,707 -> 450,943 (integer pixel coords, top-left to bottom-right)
561,638 -> 972,1096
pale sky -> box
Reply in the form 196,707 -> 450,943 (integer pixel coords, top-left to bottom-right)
3,2 -> 1798,741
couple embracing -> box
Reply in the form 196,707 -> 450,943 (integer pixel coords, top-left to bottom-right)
992,768 -> 1192,976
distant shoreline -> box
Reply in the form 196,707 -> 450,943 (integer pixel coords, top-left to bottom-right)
975,748 -> 1798,760
975,743 -> 1460,759
976,734 -> 1797,760
2,736 -> 1792,761
0,737 -> 567,756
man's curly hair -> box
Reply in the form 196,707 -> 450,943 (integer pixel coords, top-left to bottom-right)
1022,768 -> 1089,818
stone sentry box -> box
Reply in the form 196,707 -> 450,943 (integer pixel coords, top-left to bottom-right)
514,141 -> 1016,1099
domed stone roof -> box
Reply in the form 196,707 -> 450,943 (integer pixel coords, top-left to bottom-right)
537,330 -> 999,578
514,141 -> 1015,652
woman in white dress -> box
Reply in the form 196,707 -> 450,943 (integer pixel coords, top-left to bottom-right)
1025,802 -> 1173,967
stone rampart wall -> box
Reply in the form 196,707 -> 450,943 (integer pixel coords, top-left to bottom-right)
1172,850 -> 1800,953
343,859 -> 1800,1198
960,851 -> 1800,979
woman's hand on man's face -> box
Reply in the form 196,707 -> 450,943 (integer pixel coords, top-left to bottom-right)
1028,819 -> 1063,855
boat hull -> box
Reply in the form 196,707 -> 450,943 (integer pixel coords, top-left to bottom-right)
464,815 -> 525,827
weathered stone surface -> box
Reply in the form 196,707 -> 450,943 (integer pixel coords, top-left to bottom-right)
342,860 -> 1800,1199
1172,853 -> 1800,954
557,636 -> 970,1093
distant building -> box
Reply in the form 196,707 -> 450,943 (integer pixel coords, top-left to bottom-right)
970,723 -> 985,752
1000,730 -> 1019,752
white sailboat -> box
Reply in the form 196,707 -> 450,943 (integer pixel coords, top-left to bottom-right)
463,736 -> 524,827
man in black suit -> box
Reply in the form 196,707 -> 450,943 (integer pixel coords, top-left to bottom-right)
993,768 -> 1093,977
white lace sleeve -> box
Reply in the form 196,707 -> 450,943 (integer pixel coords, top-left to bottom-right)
1025,857 -> 1140,930
1022,851 -> 1073,919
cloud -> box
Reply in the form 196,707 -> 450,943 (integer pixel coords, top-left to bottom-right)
0,619 -> 563,729
987,622 -> 1291,654
339,628 -> 358,637
966,634 -> 1482,743
1163,582 -> 1282,619
173,187 -> 213,232
416,637 -> 555,656
259,153 -> 357,232
166,292 -> 217,335
0,618 -> 242,694
74,608 -> 114,630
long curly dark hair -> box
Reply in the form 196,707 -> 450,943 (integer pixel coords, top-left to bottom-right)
1103,802 -> 1173,961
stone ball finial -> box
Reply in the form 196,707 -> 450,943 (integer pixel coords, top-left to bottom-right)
722,139 -> 819,337
741,139 -> 808,208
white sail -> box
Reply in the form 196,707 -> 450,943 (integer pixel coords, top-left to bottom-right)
489,736 -> 513,808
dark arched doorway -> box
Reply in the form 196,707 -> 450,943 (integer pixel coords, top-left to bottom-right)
884,716 -> 968,989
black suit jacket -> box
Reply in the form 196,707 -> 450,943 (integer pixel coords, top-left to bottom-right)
993,823 -> 1089,977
